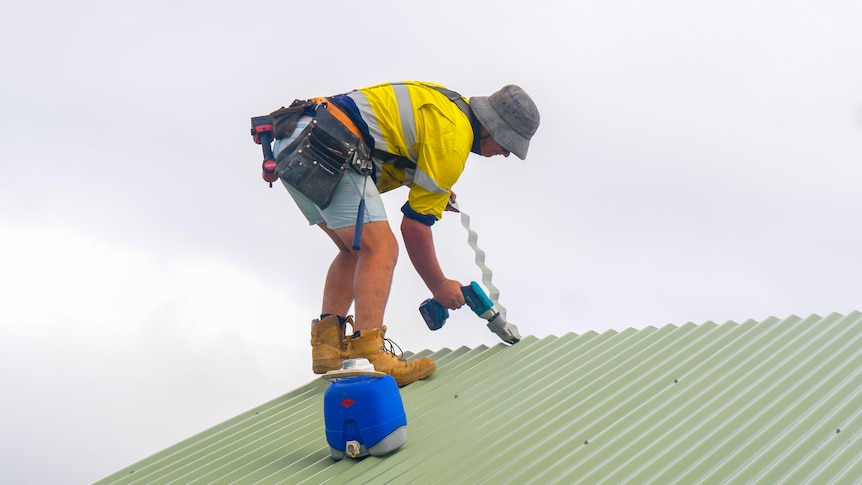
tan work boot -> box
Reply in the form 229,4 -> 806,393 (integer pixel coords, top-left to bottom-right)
310,315 -> 351,374
348,325 -> 437,387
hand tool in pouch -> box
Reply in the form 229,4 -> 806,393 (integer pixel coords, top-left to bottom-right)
352,159 -> 373,250
250,116 -> 278,187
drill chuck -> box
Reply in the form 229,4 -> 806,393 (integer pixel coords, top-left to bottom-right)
476,309 -> 499,323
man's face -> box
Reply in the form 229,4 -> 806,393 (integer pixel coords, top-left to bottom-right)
479,126 -> 511,158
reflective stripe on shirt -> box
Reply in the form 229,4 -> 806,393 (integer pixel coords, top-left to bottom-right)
345,81 -> 474,220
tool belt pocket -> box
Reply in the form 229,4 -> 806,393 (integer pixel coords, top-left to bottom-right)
275,107 -> 369,209
270,99 -> 316,139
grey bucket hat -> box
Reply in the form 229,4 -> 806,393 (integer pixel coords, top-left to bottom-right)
469,85 -> 540,160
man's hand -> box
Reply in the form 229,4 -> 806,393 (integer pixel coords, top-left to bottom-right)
445,191 -> 459,212
431,278 -> 465,310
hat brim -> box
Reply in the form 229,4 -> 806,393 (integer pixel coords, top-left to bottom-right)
470,96 -> 531,160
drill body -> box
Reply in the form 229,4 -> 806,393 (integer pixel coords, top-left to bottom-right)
420,281 -> 521,344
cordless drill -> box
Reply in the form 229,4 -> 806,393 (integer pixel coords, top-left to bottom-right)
419,281 -> 521,345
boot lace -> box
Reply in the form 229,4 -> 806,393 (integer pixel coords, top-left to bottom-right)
382,338 -> 405,361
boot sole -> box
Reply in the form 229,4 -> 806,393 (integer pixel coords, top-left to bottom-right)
394,362 -> 438,387
313,359 -> 346,374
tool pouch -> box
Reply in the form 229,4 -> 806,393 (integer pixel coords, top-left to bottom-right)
275,106 -> 370,209
270,99 -> 317,139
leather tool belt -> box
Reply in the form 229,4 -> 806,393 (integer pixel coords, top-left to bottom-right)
275,102 -> 370,209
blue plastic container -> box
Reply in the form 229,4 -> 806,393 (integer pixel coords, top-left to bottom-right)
323,374 -> 407,460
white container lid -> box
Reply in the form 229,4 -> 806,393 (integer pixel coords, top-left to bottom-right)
322,358 -> 386,380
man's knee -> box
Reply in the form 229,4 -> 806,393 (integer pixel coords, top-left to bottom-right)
355,221 -> 398,257
332,221 -> 397,258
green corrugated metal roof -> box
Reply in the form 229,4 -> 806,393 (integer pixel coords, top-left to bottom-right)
97,312 -> 862,484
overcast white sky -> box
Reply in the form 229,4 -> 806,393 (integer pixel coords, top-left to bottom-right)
2,0 -> 861,483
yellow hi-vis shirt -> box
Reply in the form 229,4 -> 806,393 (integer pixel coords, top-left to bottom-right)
345,81 -> 474,222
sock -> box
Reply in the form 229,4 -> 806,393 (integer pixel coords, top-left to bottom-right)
320,314 -> 348,330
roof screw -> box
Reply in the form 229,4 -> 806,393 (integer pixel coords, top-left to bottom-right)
674,379 -> 679,384
836,428 -> 841,434
584,440 -> 589,445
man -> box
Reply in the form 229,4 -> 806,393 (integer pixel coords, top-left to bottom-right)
271,81 -> 540,386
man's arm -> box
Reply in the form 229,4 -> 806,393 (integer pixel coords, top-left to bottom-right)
401,216 -> 465,310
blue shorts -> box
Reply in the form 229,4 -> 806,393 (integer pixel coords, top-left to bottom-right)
273,118 -> 388,230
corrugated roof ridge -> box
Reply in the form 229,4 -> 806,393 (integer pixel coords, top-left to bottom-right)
240,339 -> 548,484
648,313 -> 849,483
197,343 -> 519,484
447,328 -> 652,482
402,330 -> 680,482
260,340 -> 540,485
363,337 -> 555,482
150,381 -> 330,484
466,323 -> 725,484
105,382 -> 327,483
791,325 -> 862,482
523,318 -> 756,484
97,312 -> 862,484
580,314 -> 794,484
422,343 -> 496,372
512,321 -> 732,484
730,312 -> 862,483
215,342 -> 509,485
589,313 -> 862,484
178,344 -> 509,483
416,327 -> 685,483
414,332 -> 600,409
353,333 -> 603,483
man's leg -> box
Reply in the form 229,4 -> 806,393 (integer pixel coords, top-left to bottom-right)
318,218 -> 434,386
290,166 -> 434,385
318,222 -> 358,318
308,225 -> 358,375
323,221 -> 398,331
